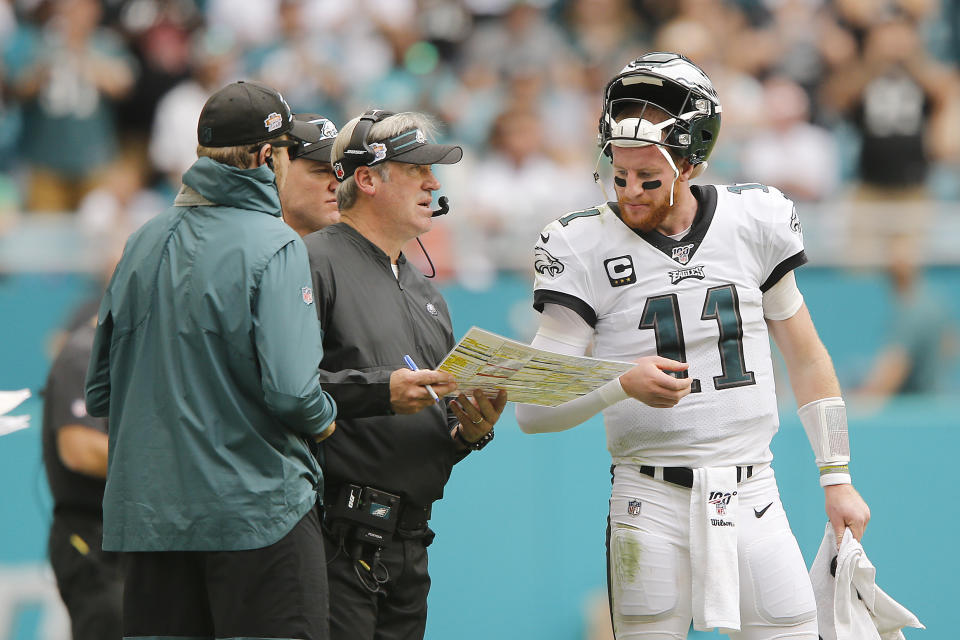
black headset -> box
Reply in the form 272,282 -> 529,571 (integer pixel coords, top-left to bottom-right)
333,108 -> 395,182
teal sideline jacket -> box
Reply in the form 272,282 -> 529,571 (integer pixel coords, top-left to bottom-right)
85,157 -> 337,552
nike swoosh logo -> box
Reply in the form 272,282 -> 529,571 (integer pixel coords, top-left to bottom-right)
540,232 -> 550,243
754,502 -> 773,518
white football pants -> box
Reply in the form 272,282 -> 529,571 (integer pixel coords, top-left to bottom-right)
608,464 -> 818,640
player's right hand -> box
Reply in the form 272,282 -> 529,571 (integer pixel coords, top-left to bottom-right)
619,356 -> 693,408
390,368 -> 458,414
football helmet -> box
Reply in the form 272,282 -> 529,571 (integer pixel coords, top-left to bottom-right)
599,52 -> 721,167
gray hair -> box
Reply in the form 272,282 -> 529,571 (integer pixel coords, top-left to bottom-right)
333,112 -> 439,211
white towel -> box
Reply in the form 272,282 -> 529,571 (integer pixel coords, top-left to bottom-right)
0,389 -> 30,416
690,466 -> 740,632
810,523 -> 924,640
0,389 -> 31,436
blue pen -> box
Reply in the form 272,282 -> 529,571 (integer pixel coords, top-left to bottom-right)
403,354 -> 441,404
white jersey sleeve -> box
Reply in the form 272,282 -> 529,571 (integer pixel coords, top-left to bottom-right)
531,206 -> 608,327
735,184 -> 807,292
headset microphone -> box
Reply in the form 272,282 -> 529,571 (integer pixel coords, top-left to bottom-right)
418,196 -> 451,278
431,196 -> 450,217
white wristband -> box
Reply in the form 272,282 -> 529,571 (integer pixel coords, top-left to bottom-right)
798,396 -> 850,468
820,472 -> 852,487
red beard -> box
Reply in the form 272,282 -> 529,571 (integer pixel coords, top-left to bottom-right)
617,195 -> 671,232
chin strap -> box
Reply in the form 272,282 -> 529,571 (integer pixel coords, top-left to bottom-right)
592,140 -> 682,206
592,143 -> 613,204
658,146 -> 680,206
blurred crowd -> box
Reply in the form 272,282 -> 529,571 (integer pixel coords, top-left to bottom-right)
2,0 -> 960,282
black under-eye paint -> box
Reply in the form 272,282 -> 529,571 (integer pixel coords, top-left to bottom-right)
614,177 -> 662,190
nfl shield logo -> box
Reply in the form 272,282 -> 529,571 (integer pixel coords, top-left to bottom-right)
334,162 -> 345,180
301,286 -> 314,305
627,499 -> 641,516
671,243 -> 695,265
709,497 -> 726,515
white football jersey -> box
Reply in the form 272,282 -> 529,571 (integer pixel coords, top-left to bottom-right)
533,184 -> 806,467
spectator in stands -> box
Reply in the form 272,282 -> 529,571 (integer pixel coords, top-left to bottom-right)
243,0 -> 345,124
5,0 -> 135,212
149,29 -> 237,193
76,158 -> 165,249
454,106 -> 594,284
857,237 -> 957,399
462,2 -> 573,82
562,0 -> 650,73
739,75 -> 839,201
823,14 -> 960,263
113,1 -> 198,174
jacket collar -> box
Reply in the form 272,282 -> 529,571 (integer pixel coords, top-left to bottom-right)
331,222 -> 408,267
173,184 -> 214,207
181,157 -> 283,217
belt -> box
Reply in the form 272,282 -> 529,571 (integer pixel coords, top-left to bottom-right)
397,503 -> 431,533
324,485 -> 432,534
638,465 -> 754,489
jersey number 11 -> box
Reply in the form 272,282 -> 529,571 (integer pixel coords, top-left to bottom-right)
639,283 -> 756,394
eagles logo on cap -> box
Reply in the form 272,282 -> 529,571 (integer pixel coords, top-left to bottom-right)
319,119 -> 337,139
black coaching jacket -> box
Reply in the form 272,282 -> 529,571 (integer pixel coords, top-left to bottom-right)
304,222 -> 466,509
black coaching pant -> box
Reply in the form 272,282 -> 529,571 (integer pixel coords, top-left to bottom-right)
324,525 -> 432,640
48,513 -> 123,640
122,506 -> 329,640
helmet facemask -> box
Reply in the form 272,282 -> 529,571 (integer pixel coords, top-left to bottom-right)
594,113 -> 682,205
594,53 -> 721,207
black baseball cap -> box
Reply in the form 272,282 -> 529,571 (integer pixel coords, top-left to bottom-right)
387,129 -> 463,166
197,80 -> 297,147
333,121 -> 463,182
289,113 -> 339,163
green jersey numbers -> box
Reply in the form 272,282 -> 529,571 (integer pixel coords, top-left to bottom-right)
558,208 -> 601,227
638,283 -> 755,393
701,285 -> 756,389
726,183 -> 768,195
639,294 -> 702,393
